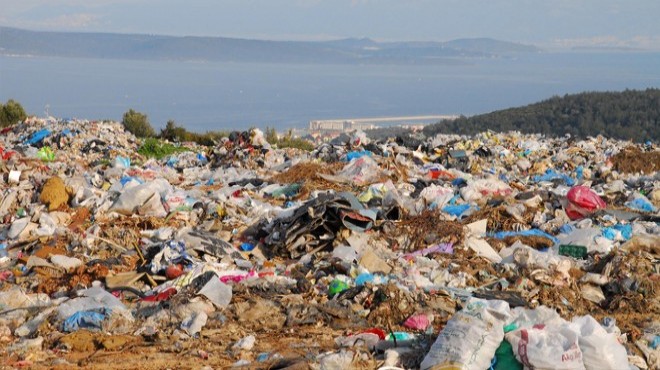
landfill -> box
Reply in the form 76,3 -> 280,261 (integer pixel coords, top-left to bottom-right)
0,117 -> 658,370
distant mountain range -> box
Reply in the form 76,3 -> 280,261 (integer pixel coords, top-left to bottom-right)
0,26 -> 539,64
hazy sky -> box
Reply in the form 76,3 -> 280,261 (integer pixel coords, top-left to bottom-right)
1,0 -> 659,49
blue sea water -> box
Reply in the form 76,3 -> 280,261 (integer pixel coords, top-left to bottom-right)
1,52 -> 659,132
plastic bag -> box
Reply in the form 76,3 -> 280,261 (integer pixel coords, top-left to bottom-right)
460,178 -> 513,203
345,150 -> 372,161
37,146 -> 55,162
62,310 -> 106,332
533,169 -> 576,186
321,156 -> 383,186
419,184 -> 454,209
25,129 -> 51,145
113,156 -> 131,168
625,194 -> 657,213
110,178 -> 171,217
494,324 -> 523,370
505,324 -> 585,370
565,186 -> 606,220
571,316 -> 629,370
420,298 -> 511,370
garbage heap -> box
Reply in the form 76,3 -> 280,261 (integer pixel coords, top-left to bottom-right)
0,119 -> 658,369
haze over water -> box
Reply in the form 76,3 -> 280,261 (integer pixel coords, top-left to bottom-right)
2,51 -> 660,132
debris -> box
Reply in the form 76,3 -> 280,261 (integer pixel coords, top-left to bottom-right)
0,118 -> 656,369
39,176 -> 70,211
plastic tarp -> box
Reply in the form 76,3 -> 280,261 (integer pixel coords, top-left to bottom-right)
25,129 -> 51,145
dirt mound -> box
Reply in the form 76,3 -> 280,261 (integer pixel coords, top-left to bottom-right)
612,148 -> 660,174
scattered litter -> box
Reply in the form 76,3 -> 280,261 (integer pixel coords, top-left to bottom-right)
0,118 -> 656,368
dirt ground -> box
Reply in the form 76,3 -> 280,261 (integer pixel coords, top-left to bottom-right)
2,327 -> 344,369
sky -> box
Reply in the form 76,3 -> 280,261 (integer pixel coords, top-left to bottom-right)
1,0 -> 660,49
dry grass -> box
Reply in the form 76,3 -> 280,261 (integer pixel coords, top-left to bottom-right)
463,205 -> 534,232
270,161 -> 351,198
612,147 -> 660,174
394,209 -> 465,251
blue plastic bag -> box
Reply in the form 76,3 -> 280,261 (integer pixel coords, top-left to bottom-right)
532,169 -> 576,186
625,196 -> 657,213
603,224 -> 633,241
442,204 -> 471,217
25,129 -> 51,145
345,150 -> 372,162
63,310 -> 106,332
558,223 -> 575,234
114,156 -> 131,168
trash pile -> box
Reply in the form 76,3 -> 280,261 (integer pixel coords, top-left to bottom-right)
0,119 -> 658,369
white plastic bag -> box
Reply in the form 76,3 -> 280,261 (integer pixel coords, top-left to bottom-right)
420,298 -> 510,370
419,184 -> 454,209
509,305 -> 564,329
571,316 -> 629,370
505,324 -> 585,370
460,178 -> 512,203
110,178 -> 171,217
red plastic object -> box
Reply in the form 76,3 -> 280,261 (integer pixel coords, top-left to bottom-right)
141,287 -> 177,302
361,328 -> 386,340
565,186 -> 606,220
165,264 -> 184,279
428,169 -> 456,180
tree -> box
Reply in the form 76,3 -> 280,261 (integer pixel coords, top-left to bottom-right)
422,89 -> 660,142
0,99 -> 28,127
160,119 -> 188,142
122,109 -> 155,138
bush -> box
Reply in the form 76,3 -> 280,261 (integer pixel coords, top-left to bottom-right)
194,131 -> 228,146
265,127 -> 314,151
277,136 -> 315,151
122,109 -> 155,138
137,138 -> 190,159
160,119 -> 227,146
0,99 -> 28,127
265,127 -> 279,144
160,120 -> 188,142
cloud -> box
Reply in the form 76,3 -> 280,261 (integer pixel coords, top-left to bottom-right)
39,13 -> 100,28
5,13 -> 101,30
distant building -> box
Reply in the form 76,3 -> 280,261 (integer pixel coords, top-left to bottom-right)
309,115 -> 459,134
309,120 -> 375,133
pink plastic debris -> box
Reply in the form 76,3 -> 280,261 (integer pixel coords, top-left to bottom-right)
403,313 -> 432,331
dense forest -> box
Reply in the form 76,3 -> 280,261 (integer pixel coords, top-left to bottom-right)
422,89 -> 660,142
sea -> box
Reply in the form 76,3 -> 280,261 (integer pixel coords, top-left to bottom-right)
1,52 -> 659,132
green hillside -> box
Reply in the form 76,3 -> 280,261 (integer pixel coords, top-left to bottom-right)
423,89 -> 660,142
